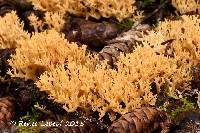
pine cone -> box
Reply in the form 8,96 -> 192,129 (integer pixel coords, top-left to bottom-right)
0,97 -> 16,133
62,17 -> 119,48
99,24 -> 150,66
108,107 -> 172,133
0,0 -> 16,16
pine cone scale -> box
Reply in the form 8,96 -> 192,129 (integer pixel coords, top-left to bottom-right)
108,107 -> 172,133
0,97 -> 16,132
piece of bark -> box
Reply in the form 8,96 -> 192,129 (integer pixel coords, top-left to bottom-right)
108,107 -> 172,133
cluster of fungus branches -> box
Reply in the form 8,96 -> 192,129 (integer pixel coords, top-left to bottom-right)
0,0 -> 199,132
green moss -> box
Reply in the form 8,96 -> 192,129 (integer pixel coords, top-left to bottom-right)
170,98 -> 195,119
17,122 -> 62,133
17,126 -> 41,133
17,103 -> 64,133
143,0 -> 156,7
17,106 -> 42,132
160,94 -> 195,119
21,107 -> 40,123
117,18 -> 134,31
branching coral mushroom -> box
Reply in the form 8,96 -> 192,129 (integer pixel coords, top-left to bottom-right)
6,13 -> 193,119
8,30 -> 98,80
141,15 -> 200,66
4,4 -> 196,122
140,15 -> 200,107
28,11 -> 65,32
36,50 -> 155,119
0,11 -> 29,48
171,0 -> 200,14
29,0 -> 136,21
28,0 -> 68,13
117,46 -> 191,93
35,45 -> 191,120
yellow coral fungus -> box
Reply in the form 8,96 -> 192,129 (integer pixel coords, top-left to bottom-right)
8,30 -> 97,80
7,14 -> 193,119
44,12 -> 65,32
0,11 -> 29,48
29,0 -> 136,21
171,0 -> 200,14
116,46 -> 191,93
36,45 -> 191,119
141,15 -> 200,65
29,0 -> 68,13
4,4 -> 196,121
28,11 -> 65,32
